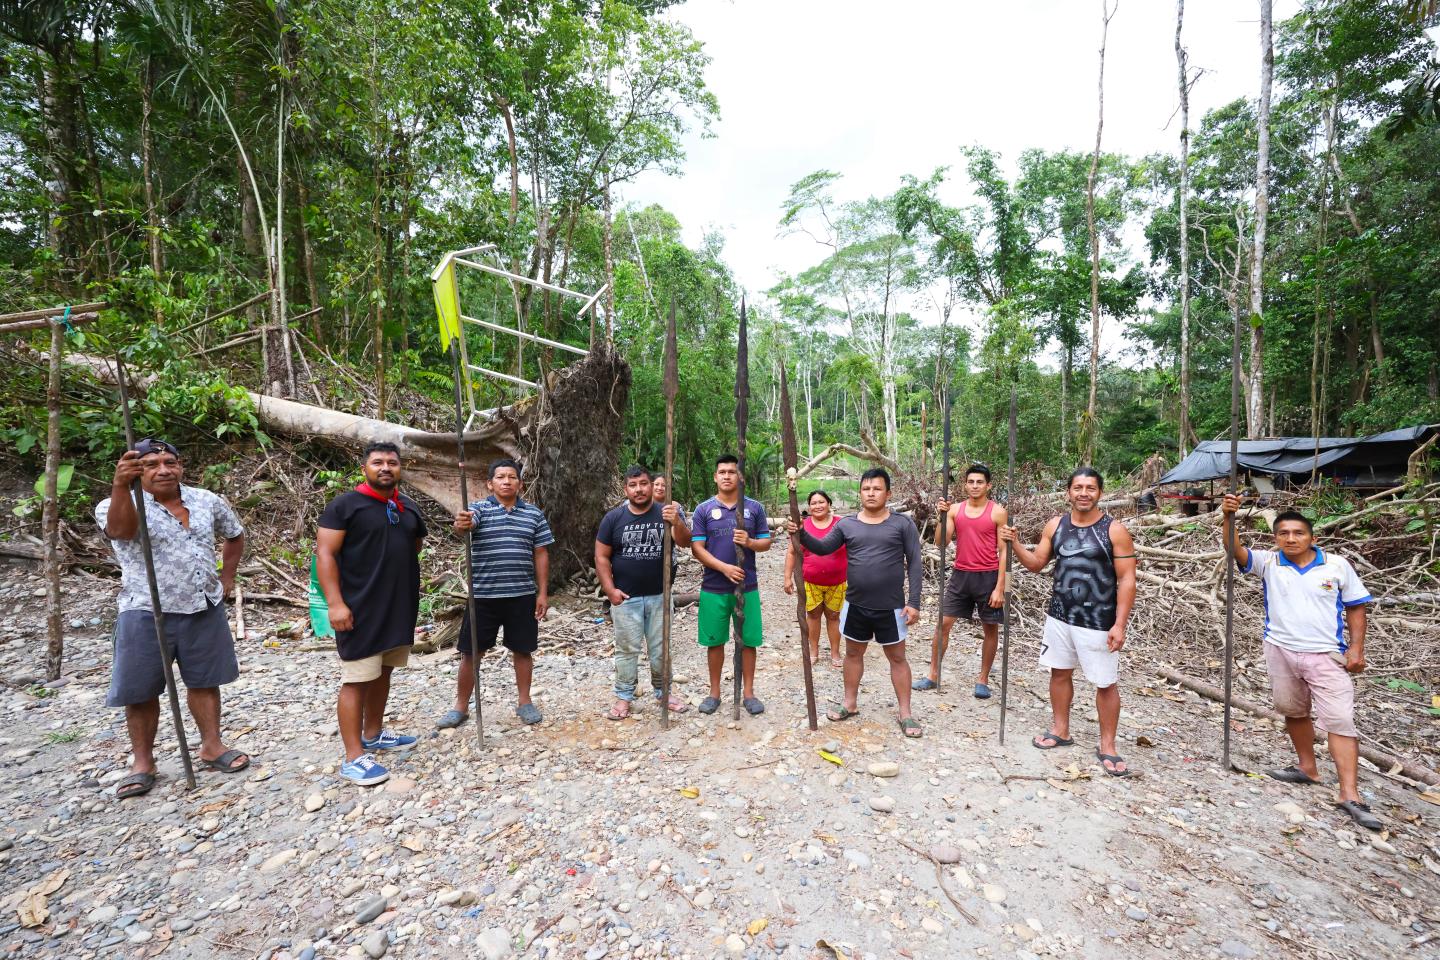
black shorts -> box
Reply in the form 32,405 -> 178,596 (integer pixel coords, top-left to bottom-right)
458,594 -> 539,656
107,602 -> 239,707
942,569 -> 1006,624
839,602 -> 907,646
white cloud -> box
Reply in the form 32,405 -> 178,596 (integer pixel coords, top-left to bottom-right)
627,0 -> 1299,356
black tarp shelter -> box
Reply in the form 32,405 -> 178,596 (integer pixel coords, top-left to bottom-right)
1158,425 -> 1437,488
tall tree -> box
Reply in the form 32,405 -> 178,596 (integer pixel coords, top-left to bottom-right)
1175,0 -> 1197,453
1082,0 -> 1116,464
1248,0 -> 1274,437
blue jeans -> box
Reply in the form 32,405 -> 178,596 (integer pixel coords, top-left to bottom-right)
612,594 -> 665,701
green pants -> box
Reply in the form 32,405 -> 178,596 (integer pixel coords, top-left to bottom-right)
697,589 -> 763,648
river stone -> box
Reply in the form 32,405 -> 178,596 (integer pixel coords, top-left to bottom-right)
355,897 -> 388,924
929,844 -> 962,864
866,761 -> 899,778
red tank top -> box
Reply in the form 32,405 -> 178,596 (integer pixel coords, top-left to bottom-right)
952,500 -> 999,572
801,515 -> 847,586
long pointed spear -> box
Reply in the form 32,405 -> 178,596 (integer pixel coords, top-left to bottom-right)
660,297 -> 679,730
1223,275 -> 1243,769
115,355 -> 197,791
733,297 -> 750,721
780,359 -> 819,730
448,340 -> 485,748
928,386 -> 953,690
999,385 -> 1017,745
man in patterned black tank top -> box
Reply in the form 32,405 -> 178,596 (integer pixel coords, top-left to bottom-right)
1002,468 -> 1137,776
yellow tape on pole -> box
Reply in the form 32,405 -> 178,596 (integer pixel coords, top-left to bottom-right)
433,260 -> 462,350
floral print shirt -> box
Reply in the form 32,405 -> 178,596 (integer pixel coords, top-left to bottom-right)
95,485 -> 244,614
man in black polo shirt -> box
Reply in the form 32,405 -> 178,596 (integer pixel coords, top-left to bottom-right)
316,443 -> 427,787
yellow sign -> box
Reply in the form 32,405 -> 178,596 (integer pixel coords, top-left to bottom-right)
433,260 -> 461,350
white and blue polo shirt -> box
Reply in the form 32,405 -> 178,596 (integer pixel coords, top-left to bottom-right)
1241,548 -> 1372,653
468,495 -> 555,599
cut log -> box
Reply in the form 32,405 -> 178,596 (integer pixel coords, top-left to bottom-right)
1154,665 -> 1439,786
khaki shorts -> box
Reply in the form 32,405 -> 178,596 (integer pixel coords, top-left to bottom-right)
1264,642 -> 1357,738
339,645 -> 410,684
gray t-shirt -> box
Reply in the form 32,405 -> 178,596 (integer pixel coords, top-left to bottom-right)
797,511 -> 922,610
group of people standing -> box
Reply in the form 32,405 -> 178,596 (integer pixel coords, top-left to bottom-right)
94,438 -> 1384,831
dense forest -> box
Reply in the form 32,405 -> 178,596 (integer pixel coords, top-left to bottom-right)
1,0 -> 1438,508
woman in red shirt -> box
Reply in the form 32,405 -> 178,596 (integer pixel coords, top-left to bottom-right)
784,490 -> 848,668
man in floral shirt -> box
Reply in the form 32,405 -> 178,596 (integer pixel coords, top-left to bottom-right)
96,439 -> 248,799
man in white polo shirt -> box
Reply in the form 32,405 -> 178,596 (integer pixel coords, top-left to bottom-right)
1221,494 -> 1378,830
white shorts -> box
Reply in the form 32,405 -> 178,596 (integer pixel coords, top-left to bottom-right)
1039,616 -> 1119,687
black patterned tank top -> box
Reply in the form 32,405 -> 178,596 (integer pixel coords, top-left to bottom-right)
1047,514 -> 1117,631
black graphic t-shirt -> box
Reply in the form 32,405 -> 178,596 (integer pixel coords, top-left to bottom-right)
596,503 -> 669,597
1047,514 -> 1117,631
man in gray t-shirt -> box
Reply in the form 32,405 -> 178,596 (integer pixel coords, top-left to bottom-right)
790,468 -> 924,739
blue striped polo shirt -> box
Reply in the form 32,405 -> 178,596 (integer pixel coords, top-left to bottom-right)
468,495 -> 555,599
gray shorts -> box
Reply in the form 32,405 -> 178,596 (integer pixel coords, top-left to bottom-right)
106,602 -> 239,707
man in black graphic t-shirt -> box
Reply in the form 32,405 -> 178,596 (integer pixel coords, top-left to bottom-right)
1003,468 -> 1137,777
596,466 -> 692,720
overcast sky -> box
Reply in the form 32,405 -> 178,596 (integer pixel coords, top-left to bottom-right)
626,0 -> 1303,345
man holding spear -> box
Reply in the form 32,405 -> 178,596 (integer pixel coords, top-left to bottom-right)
690,454 -> 771,716
97,439 -> 249,799
914,463 -> 1008,700
596,466 -> 691,720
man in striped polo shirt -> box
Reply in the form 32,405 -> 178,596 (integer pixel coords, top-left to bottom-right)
436,459 -> 555,728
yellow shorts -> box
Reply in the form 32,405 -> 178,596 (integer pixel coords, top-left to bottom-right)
339,645 -> 410,683
804,581 -> 846,613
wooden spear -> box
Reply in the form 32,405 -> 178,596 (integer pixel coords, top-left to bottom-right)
449,340 -> 485,748
999,385 -> 1017,745
115,356 -> 197,791
660,297 -> 679,730
780,359 -> 819,730
928,386 -> 953,690
732,297 -> 750,720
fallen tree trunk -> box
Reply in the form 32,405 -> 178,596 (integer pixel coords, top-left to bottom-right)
67,347 -> 631,587
1155,664 -> 1440,786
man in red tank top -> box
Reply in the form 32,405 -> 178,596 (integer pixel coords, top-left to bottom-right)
913,464 -> 1008,699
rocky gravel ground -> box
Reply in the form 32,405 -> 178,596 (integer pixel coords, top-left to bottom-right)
2,544 -> 1439,960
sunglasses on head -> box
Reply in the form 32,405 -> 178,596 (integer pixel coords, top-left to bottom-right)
135,438 -> 180,459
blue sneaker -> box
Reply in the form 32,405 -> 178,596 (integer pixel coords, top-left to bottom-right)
339,753 -> 390,787
361,729 -> 417,750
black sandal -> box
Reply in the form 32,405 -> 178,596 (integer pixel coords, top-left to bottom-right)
1267,765 -> 1320,785
1032,731 -> 1075,750
115,771 -> 156,799
202,749 -> 250,773
1096,749 -> 1133,778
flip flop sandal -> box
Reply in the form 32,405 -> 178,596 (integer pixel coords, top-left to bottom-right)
1032,731 -> 1075,750
606,701 -> 631,721
827,704 -> 861,722
1267,765 -> 1321,785
662,697 -> 690,714
1096,750 -> 1133,778
115,771 -> 156,799
203,749 -> 250,773
1335,800 -> 1381,831
898,717 -> 923,738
